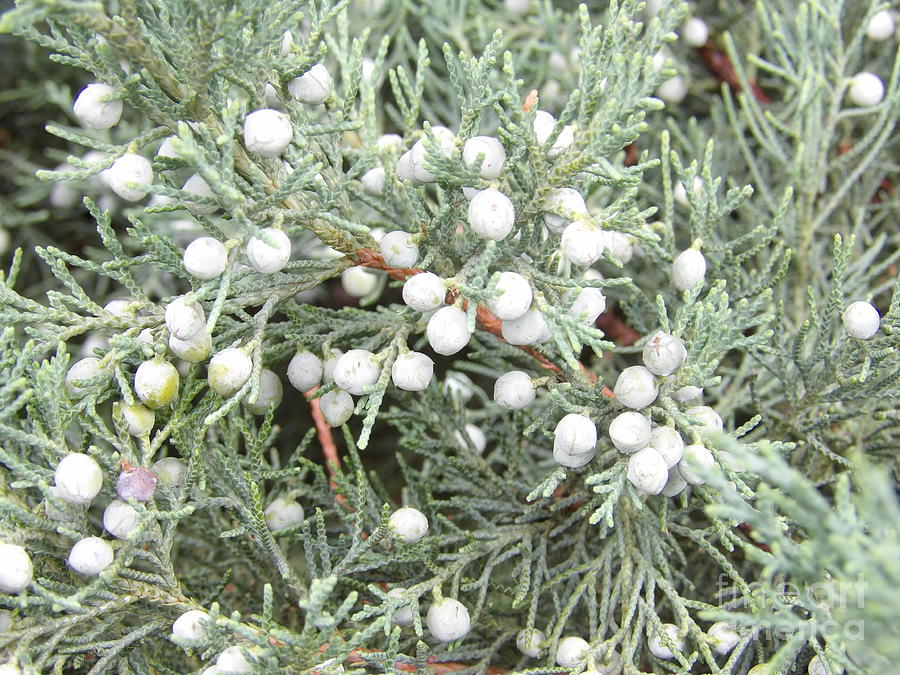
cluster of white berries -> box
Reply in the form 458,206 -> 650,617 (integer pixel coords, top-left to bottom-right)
845,14 -> 895,108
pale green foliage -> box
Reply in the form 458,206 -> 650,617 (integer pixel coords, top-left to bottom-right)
0,0 -> 898,673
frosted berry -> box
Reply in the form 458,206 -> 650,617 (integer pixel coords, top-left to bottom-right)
504,0 -> 531,16
468,188 -> 515,241
157,136 -> 180,159
396,150 -> 415,181
661,466 -> 688,497
264,496 -> 305,531
542,187 -> 587,233
402,272 -> 445,311
608,411 -> 651,453
442,371 -> 475,403
867,10 -> 895,40
107,153 -> 153,201
555,636 -> 590,668
184,237 -> 228,280
182,174 -> 218,214
55,453 -> 103,505
152,457 -> 187,493
672,248 -> 707,291
599,230 -> 634,264
173,609 -> 210,642
553,413 -> 598,468
377,133 -> 403,152
68,536 -> 114,576
454,423 -> 487,454
427,597 -> 470,642
73,83 -> 122,129
246,368 -> 283,415
288,63 -> 332,104
380,230 -> 418,268
462,135 -> 506,179
501,309 -> 550,345
533,110 -> 574,156
679,443 -> 715,485
627,447 -> 669,494
707,621 -> 740,655
516,628 -> 546,658
333,349 -> 380,395
319,389 -> 354,427
135,359 -> 180,408
642,331 -> 687,376
246,228 -> 291,275
649,623 -> 684,659
0,544 -> 33,593
427,306 -> 471,355
243,108 -> 292,157
674,176 -> 704,206
389,506 -> 429,542
808,655 -> 843,675
391,351 -> 434,391
360,167 -> 386,195
287,351 -> 324,392
842,300 -> 880,339
657,75 -> 688,103
387,588 -> 414,626
117,466 -> 157,502
165,296 -> 206,340
208,348 -> 253,396
649,426 -> 685,468
673,385 -> 703,402
409,126 -> 455,183
685,405 -> 724,433
848,71 -> 884,107
66,357 -> 105,394
168,329 -> 212,363
566,286 -> 606,325
493,371 -> 535,410
613,366 -> 659,410
682,17 -> 709,46
561,222 -> 605,266
323,348 -> 343,382
216,646 -> 254,673
103,499 -> 140,539
486,272 -> 532,321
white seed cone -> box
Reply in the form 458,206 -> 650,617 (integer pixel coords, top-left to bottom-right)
493,371 -> 535,410
427,598 -> 470,642
427,306 -> 471,355
613,366 -> 658,410
486,271 -> 532,321
332,349 -> 380,395
608,411 -> 651,453
287,351 -> 324,392
402,272 -> 445,311
389,506 -> 429,542
626,447 -> 669,494
468,188 -> 515,241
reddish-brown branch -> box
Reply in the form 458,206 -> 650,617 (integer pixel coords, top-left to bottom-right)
342,650 -> 507,673
698,43 -> 772,105
623,143 -> 638,167
304,388 -> 349,508
595,310 -> 641,346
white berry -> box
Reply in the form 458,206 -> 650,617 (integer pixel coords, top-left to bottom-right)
55,453 -> 103,505
173,609 -> 209,642
208,348 -> 253,396
264,496 -> 305,531
561,221 -> 605,266
533,110 -> 574,156
462,136 -> 506,179
842,300 -> 880,339
66,357 -> 105,394
627,447 -> 669,494
333,349 -> 380,395
287,351 -> 324,392
685,405 -> 724,433
599,230 -> 634,264
392,351 -> 434,391
182,174 -> 218,214
409,126 -> 455,183
107,153 -> 153,201
679,443 -> 715,485
649,426 -> 685,468
427,306 -> 471,355
642,331 -> 687,376
0,544 -> 33,593
673,385 -> 703,402
68,536 -> 114,576
341,266 -> 378,298
121,403 -> 154,437
216,646 -> 254,673
608,411 -> 651,453
443,371 -> 475,403
389,507 -> 429,542
657,75 -> 688,103
555,636 -> 590,668
682,17 -> 709,46
360,167 -> 386,195
454,423 -> 486,454
288,63 -> 332,104
501,309 -> 550,345
566,286 -> 606,324
808,655 -> 844,675
613,366 -> 658,409
867,10 -> 895,40
184,237 -> 228,280
387,588 -> 414,626
73,83 -> 122,129
543,188 -> 588,233
323,349 -> 343,382
165,296 -> 205,340
516,628 -> 546,658
672,249 -> 707,291
661,466 -> 688,497
708,621 -> 740,655
494,371 -> 535,410
246,228 -> 291,274
152,457 -> 187,493
169,329 -> 212,363
243,108 -> 292,157
486,272 -> 532,321
246,368 -> 283,415
504,0 -> 531,16
103,499 -> 141,539
135,359 -> 180,408
402,272 -> 445,311
380,230 -> 418,268
649,623 -> 684,659
468,188 -> 515,241
427,598 -> 470,642
848,71 -> 885,107
553,413 -> 597,468
319,389 -> 354,426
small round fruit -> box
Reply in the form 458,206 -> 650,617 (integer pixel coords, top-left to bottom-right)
672,249 -> 707,291
685,405 -> 724,433
389,507 -> 429,542
708,621 -> 740,655
649,623 -> 684,659
103,499 -> 141,539
169,329 -> 212,363
287,351 -> 324,392
66,357 -> 105,394
55,453 -> 103,505
121,403 -> 155,437
542,187 -> 587,233
679,444 -> 715,485
682,17 -> 709,46
360,167 -> 386,195
332,349 -> 380,396
246,368 -> 283,415
427,306 -> 471,355
216,646 -> 254,673
661,466 -> 688,497
500,309 -> 550,346
243,108 -> 292,157
454,423 -> 486,454
555,636 -> 590,668
848,71 -> 885,107
516,628 -> 546,658
613,366 -> 659,410
427,598 -> 470,642
486,271 -> 532,321
842,300 -> 880,339
566,286 -> 606,324
135,360 -> 180,408
468,188 -> 515,241
341,266 -> 378,298
182,174 -> 218,214
208,348 -> 253,397
533,110 -> 574,156
462,136 -> 506,179
319,389 -> 354,427
116,466 -> 157,502
379,230 -> 418,268
288,63 -> 332,104
165,296 -> 206,341
107,153 -> 153,201
68,536 -> 114,576
387,588 -> 414,626
493,371 -> 535,410
608,411 -> 651,453
0,544 -> 33,593
657,75 -> 688,103
264,496 -> 304,531
246,228 -> 291,275
867,10 -> 895,41
402,272 -> 445,312
73,83 -> 122,129
391,351 -> 434,391
561,221 -> 605,266
172,609 -> 210,642
152,457 -> 187,493
649,426 -> 685,468
554,413 -> 598,468
627,447 -> 669,494
642,331 -> 687,376
184,237 -> 228,280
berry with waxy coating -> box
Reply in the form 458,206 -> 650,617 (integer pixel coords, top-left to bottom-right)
661,466 -> 688,497
554,413 -> 598,468
454,423 -> 487,454
649,426 -> 685,468
867,10 -> 895,40
501,309 -> 550,345
246,228 -> 291,275
682,17 -> 709,46
486,271 -> 532,321
542,187 -> 587,233
708,621 -> 740,655
642,331 -> 687,376
360,166 -> 386,195
243,108 -> 292,156
117,466 -> 157,502
608,411 -> 651,453
103,499 -> 140,539
408,126 -> 455,183
68,537 -> 114,576
566,286 -> 606,324
287,351 -> 323,392
613,366 -> 658,410
379,231 -> 418,268
462,135 -> 506,178
842,300 -> 881,339
107,153 -> 153,201
66,357 -> 105,394
122,403 -> 154,437
207,348 -> 252,396
169,329 -> 212,363
427,306 -> 471,355
555,636 -> 590,668
627,446 -> 669,494
679,444 -> 715,485
73,83 -> 122,129
848,71 -> 884,107
319,390 -> 354,427
387,588 -> 415,626
468,188 -> 515,240
685,405 -> 724,432
264,496 -> 304,531
246,368 -> 283,415
561,221 -> 605,266
493,371 -> 535,410
55,453 -> 103,505
672,248 -> 707,291
216,646 -> 254,673
0,544 -> 33,594
152,457 -> 187,493
389,507 -> 429,542
402,272 -> 445,311
165,296 -> 205,340
288,63 -> 332,103
182,174 -> 218,214
172,610 -> 210,642
533,110 -> 574,156
391,351 -> 434,391
332,349 -> 380,395
184,237 -> 228,280
516,628 -> 546,657
135,359 -> 180,408
649,623 -> 684,659
427,598 -> 471,642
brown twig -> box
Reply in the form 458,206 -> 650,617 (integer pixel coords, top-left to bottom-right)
595,309 -> 641,346
698,43 -> 772,105
304,387 -> 349,508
